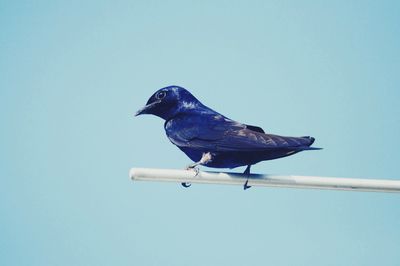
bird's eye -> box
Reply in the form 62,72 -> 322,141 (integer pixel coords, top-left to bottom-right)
156,91 -> 166,100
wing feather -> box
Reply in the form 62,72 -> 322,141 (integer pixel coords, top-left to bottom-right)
166,114 -> 314,152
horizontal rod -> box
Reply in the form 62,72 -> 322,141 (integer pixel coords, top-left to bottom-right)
129,167 -> 400,193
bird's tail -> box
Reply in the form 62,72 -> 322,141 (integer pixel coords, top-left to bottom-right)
300,136 -> 323,150
302,146 -> 323,150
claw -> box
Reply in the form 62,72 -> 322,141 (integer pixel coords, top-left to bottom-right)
181,182 -> 191,188
243,179 -> 251,190
182,167 -> 199,188
182,153 -> 211,189
193,167 -> 200,176
243,165 -> 252,190
186,166 -> 200,176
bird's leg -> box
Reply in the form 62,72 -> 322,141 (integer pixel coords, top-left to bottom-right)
182,152 -> 213,188
243,165 -> 252,190
186,152 -> 212,173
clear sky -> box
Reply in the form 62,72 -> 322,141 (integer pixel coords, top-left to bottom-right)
1,1 -> 400,265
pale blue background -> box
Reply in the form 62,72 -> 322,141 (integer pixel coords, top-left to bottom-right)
1,1 -> 400,265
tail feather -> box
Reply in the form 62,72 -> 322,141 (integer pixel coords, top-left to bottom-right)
301,146 -> 323,150
300,136 -> 322,150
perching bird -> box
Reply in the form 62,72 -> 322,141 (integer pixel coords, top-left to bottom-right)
136,85 -> 321,189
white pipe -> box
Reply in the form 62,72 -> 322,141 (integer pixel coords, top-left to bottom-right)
129,167 -> 400,193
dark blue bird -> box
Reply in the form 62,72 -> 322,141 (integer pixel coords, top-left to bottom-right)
136,85 -> 321,189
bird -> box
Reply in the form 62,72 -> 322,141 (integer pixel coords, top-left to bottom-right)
135,85 -> 321,189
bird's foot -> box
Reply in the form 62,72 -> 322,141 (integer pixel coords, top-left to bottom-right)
181,182 -> 191,188
182,165 -> 200,188
243,179 -> 251,190
182,153 -> 211,189
185,165 -> 200,176
243,165 -> 252,190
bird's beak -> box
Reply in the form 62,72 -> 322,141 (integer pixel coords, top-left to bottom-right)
135,100 -> 161,116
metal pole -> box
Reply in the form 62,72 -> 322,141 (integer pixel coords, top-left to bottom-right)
129,167 -> 400,193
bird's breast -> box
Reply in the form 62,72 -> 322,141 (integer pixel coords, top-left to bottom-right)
164,118 -> 188,146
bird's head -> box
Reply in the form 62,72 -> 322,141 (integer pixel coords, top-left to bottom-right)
135,85 -> 201,120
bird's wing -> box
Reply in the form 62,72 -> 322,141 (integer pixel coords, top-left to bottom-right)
167,114 -> 313,152
187,129 -> 314,152
245,124 -> 265,133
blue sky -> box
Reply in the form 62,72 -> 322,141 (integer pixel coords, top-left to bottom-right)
1,1 -> 400,265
